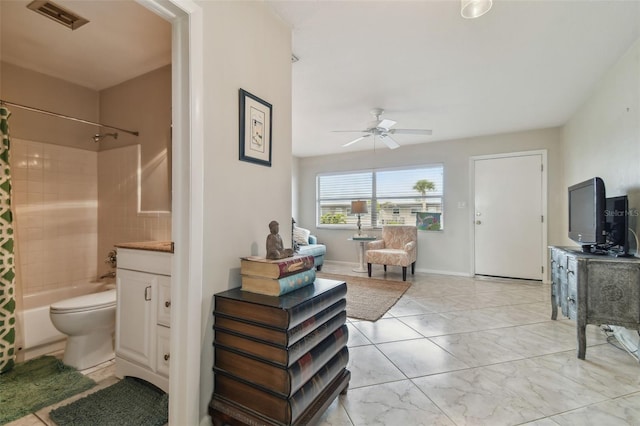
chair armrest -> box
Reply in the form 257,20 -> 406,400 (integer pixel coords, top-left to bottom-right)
404,241 -> 416,251
367,240 -> 385,250
308,235 -> 318,245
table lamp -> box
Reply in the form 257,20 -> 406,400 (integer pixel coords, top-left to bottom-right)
351,200 -> 368,236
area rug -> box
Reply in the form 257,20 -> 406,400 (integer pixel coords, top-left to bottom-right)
0,355 -> 96,424
49,376 -> 168,426
317,272 -> 411,321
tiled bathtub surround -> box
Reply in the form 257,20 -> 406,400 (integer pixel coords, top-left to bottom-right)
12,138 -> 98,295
12,139 -> 171,297
97,145 -> 171,264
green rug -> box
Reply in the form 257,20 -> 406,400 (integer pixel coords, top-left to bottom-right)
0,355 -> 97,424
50,376 -> 168,426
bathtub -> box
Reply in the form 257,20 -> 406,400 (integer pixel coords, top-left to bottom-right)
20,282 -> 113,361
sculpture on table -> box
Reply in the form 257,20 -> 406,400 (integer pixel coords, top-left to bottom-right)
266,220 -> 294,259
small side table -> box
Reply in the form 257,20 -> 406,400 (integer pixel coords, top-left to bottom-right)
348,236 -> 377,273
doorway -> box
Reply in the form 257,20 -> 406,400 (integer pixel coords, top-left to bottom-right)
140,1 -> 203,424
471,151 -> 547,281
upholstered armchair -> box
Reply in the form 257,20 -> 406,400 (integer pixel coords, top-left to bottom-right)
366,225 -> 417,281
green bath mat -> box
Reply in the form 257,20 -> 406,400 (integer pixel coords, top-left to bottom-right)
0,355 -> 97,424
50,376 -> 168,426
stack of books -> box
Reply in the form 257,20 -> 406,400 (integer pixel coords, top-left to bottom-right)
210,278 -> 351,425
240,255 -> 316,296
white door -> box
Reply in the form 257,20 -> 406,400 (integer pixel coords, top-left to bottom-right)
474,154 -> 543,280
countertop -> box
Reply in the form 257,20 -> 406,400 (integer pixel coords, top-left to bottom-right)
115,241 -> 174,253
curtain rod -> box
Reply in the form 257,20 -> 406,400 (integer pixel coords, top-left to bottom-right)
0,99 -> 139,137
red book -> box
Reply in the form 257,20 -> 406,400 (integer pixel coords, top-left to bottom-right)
240,255 -> 315,279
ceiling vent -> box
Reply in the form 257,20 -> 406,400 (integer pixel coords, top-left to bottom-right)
27,0 -> 89,30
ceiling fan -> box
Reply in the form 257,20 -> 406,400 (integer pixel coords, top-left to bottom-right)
334,108 -> 432,150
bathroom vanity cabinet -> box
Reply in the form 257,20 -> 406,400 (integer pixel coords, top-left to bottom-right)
115,243 -> 173,393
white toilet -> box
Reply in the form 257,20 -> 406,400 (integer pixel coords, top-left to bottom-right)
50,289 -> 117,370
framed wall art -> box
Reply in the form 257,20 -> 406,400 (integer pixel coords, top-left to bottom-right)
239,89 -> 272,167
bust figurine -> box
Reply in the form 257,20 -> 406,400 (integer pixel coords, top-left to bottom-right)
266,220 -> 294,260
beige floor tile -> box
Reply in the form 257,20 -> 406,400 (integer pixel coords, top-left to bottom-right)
377,338 -> 470,377
351,317 -> 423,344
346,345 -> 406,389
14,262 -> 640,426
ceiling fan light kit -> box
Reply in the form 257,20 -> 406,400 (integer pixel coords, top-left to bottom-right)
335,108 -> 432,150
461,0 -> 493,19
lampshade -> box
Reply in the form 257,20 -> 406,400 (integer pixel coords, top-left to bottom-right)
461,0 -> 493,19
351,201 -> 368,214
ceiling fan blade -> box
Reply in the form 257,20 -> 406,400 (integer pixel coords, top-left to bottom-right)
379,134 -> 400,150
342,134 -> 371,147
377,119 -> 397,130
332,130 -> 369,133
388,129 -> 433,135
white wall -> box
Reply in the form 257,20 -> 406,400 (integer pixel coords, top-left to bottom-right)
561,38 -> 640,252
296,127 -> 562,276
197,1 -> 292,418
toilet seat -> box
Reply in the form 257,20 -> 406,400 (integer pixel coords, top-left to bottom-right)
50,289 -> 116,314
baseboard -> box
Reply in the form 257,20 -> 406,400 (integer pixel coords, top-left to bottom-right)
415,268 -> 474,277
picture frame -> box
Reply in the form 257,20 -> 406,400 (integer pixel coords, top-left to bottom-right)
416,212 -> 442,231
239,89 -> 272,167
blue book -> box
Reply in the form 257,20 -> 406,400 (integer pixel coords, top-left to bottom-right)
241,268 -> 316,296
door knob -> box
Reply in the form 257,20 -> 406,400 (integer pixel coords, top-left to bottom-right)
475,220 -> 482,225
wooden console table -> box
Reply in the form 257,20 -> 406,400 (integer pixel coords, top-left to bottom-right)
549,246 -> 640,359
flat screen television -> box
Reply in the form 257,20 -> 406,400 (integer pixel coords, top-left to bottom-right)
568,177 -> 606,252
605,195 -> 629,256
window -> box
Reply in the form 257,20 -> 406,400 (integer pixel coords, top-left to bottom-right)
317,164 -> 444,230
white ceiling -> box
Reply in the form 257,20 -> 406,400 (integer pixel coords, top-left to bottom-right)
0,0 -> 171,91
1,1 -> 639,158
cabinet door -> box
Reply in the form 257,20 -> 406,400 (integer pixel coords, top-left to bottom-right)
156,325 -> 171,377
116,269 -> 158,369
157,276 -> 171,327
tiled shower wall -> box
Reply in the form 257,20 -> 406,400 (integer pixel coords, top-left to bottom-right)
97,145 -> 171,274
12,139 -> 171,296
12,138 -> 99,295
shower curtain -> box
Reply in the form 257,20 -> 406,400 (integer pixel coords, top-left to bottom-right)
0,106 -> 16,374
